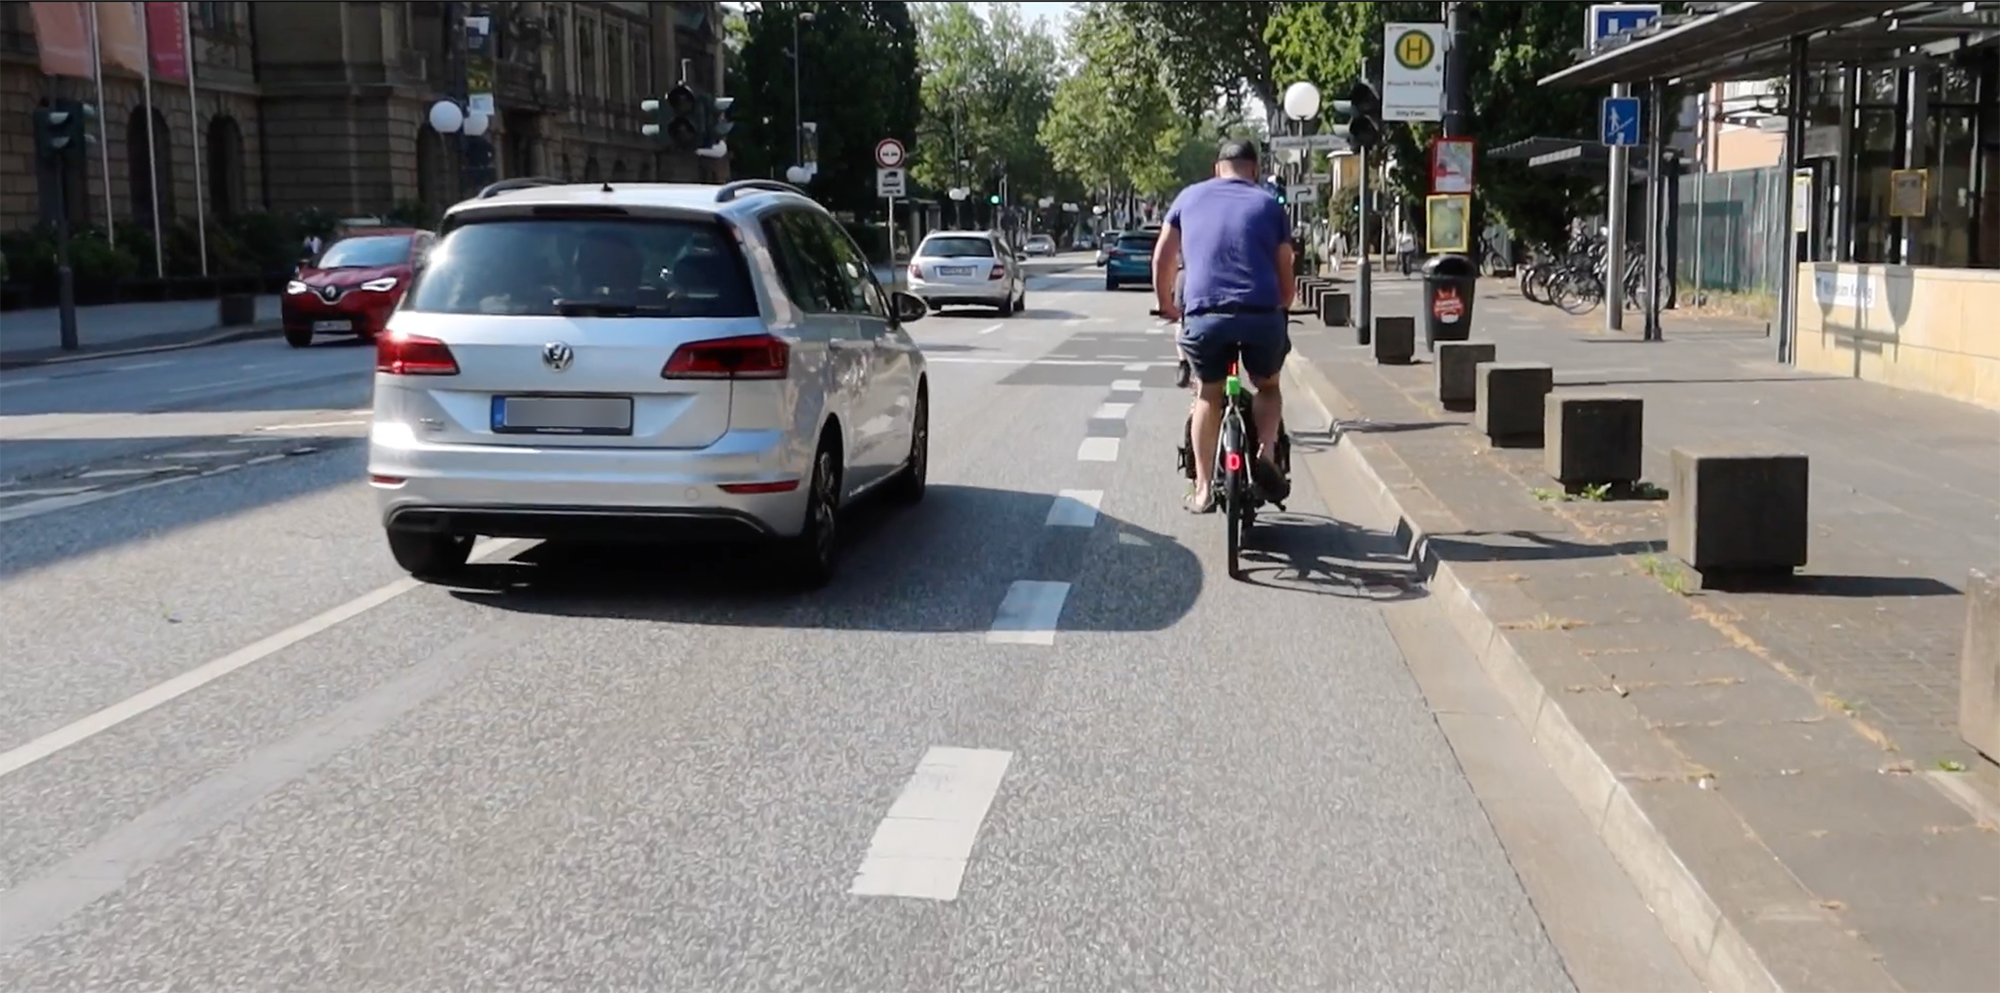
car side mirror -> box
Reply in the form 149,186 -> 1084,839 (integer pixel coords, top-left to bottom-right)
890,290 -> 927,325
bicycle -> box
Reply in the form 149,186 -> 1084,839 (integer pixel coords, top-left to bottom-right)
1155,310 -> 1292,580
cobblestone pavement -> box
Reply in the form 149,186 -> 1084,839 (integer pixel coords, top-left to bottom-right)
1334,277 -> 1999,765
1286,276 -> 2000,993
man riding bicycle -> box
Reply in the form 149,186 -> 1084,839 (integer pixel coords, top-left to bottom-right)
1151,140 -> 1295,514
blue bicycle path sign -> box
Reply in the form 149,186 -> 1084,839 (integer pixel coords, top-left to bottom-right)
1600,96 -> 1642,147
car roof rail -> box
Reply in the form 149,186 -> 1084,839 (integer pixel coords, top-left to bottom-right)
714,179 -> 807,204
475,176 -> 570,199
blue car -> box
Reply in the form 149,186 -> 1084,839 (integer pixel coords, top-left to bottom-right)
1103,229 -> 1159,290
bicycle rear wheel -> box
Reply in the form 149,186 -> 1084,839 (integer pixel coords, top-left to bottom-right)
1224,474 -> 1245,580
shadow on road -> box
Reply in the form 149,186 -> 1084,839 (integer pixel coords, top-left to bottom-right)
450,484 -> 1205,633
1235,511 -> 1428,602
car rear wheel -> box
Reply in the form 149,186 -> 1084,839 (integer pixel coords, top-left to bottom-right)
387,528 -> 473,580
285,327 -> 312,348
782,442 -> 842,589
887,390 -> 928,505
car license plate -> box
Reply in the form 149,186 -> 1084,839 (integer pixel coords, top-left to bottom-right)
491,395 -> 634,436
312,320 -> 348,332
937,266 -> 975,276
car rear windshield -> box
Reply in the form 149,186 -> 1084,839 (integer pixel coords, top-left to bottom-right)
920,237 -> 995,258
316,235 -> 411,269
405,217 -> 758,318
1116,234 -> 1157,252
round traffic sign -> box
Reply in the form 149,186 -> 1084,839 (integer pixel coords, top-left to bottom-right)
874,138 -> 906,169
1393,28 -> 1435,70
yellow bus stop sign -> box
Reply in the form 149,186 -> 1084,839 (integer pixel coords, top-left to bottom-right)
1394,29 -> 1436,71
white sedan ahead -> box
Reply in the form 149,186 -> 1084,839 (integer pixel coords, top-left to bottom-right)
905,231 -> 1026,316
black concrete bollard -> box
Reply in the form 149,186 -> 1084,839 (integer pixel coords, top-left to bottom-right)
1373,316 -> 1416,365
1545,394 -> 1644,487
1473,362 -> 1554,447
1435,340 -> 1496,411
1667,447 -> 1809,578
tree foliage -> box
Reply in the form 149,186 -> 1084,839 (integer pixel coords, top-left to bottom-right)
911,3 -> 1061,203
726,2 -> 921,216
1037,4 -> 1235,207
1107,2 -> 1279,120
1265,1 -> 1608,248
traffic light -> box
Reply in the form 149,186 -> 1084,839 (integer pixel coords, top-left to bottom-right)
1330,79 -> 1384,150
988,192 -> 1001,205
33,98 -> 96,163
704,95 -> 735,145
640,84 -> 703,151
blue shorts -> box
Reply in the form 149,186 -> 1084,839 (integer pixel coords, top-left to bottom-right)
1178,308 -> 1290,384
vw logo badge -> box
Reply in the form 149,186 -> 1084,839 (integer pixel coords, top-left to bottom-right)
542,342 -> 574,371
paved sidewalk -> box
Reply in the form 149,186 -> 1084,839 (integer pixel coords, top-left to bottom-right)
1289,278 -> 2000,993
0,295 -> 281,367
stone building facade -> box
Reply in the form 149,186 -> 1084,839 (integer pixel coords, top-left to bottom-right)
0,0 -> 728,236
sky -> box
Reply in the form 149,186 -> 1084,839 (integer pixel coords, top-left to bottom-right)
971,1 -> 1072,36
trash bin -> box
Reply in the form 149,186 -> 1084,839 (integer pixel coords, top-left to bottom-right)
1421,253 -> 1479,350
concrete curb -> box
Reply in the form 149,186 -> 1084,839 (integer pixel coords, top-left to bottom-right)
0,323 -> 284,370
1289,354 -> 1900,993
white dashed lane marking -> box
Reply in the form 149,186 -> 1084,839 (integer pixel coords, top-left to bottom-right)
1123,362 -> 1150,372
851,747 -> 1014,901
1076,437 -> 1119,462
1093,402 -> 1133,421
987,580 -> 1071,646
1044,490 -> 1103,529
1110,379 -> 1142,392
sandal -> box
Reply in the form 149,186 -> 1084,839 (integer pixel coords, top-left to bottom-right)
1184,488 -> 1218,514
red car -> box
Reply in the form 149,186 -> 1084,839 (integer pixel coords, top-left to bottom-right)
282,228 -> 435,347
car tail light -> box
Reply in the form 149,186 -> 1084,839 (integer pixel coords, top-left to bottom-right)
376,332 -> 459,376
908,261 -> 921,281
988,264 -> 1006,281
1108,249 -> 1124,260
662,334 -> 789,380
719,479 -> 801,495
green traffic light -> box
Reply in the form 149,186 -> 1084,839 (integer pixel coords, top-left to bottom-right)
988,194 -> 1000,205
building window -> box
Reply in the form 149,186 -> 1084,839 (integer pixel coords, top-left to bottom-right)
607,25 -> 624,103
632,37 -> 648,96
579,20 -> 596,98
127,106 -> 175,226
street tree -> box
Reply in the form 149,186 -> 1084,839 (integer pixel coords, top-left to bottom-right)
1265,1 -> 1607,249
726,1 -> 921,217
911,3 -> 1061,206
1106,2 -> 1280,121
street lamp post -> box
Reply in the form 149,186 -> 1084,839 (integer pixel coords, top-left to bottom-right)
1281,81 -> 1322,262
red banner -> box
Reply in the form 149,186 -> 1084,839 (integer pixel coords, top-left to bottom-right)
143,0 -> 185,81
27,1 -> 94,79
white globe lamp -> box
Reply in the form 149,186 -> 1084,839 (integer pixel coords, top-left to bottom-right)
462,111 -> 490,138
428,99 -> 464,134
785,165 -> 811,184
1282,81 -> 1322,122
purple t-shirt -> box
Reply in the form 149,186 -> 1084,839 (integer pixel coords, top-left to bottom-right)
1164,177 -> 1293,314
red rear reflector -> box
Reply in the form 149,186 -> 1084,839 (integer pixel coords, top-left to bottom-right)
662,334 -> 789,380
719,479 -> 801,495
1225,451 -> 1244,473
376,333 -> 459,376
369,474 -> 405,485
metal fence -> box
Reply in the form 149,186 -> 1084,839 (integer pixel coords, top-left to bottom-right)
1675,165 -> 1788,304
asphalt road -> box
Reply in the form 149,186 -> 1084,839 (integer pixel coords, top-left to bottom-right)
0,256 -> 1639,990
